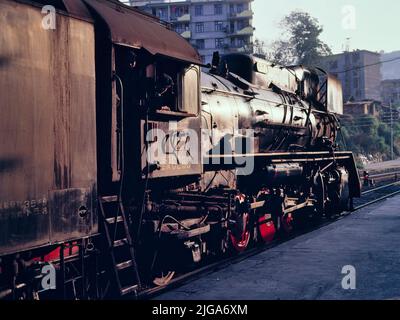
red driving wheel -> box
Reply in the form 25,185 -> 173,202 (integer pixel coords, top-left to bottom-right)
281,212 -> 294,234
229,213 -> 251,252
230,194 -> 251,253
258,214 -> 276,243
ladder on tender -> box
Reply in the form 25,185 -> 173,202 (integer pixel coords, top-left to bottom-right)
99,195 -> 141,297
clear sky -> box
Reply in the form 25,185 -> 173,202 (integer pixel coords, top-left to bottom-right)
253,0 -> 400,54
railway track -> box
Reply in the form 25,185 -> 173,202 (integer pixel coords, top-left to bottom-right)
138,177 -> 400,300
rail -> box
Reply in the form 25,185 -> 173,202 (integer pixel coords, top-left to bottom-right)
369,171 -> 400,180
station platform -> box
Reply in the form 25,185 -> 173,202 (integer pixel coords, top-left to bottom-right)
156,195 -> 400,300
366,158 -> 400,173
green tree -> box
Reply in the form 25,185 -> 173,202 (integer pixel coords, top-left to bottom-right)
340,114 -> 400,161
269,11 -> 332,66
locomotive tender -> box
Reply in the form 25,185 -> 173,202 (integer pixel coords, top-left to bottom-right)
0,0 -> 360,299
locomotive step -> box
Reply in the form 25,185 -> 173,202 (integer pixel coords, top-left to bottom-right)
116,260 -> 133,271
106,216 -> 124,224
170,224 -> 211,239
113,238 -> 128,248
120,284 -> 139,296
101,196 -> 119,203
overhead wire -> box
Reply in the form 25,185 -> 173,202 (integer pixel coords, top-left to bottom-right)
336,56 -> 400,74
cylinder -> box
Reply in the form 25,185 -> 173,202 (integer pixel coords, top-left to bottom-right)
264,164 -> 304,185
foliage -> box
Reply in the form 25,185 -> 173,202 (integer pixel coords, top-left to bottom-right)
267,11 -> 332,66
340,115 -> 400,161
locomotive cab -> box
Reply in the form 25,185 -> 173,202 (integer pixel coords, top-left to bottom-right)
112,47 -> 202,184
115,47 -> 200,116
85,0 -> 203,191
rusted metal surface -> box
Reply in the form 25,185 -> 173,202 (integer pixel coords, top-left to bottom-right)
83,0 -> 202,65
0,1 -> 97,256
326,75 -> 344,115
63,0 -> 93,20
220,54 -> 299,93
12,0 -> 93,20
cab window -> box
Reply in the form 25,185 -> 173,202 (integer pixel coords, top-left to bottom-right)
180,65 -> 200,115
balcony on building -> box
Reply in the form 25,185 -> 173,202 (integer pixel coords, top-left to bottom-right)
227,26 -> 254,37
177,13 -> 190,22
226,44 -> 254,54
170,13 -> 191,22
229,9 -> 253,20
180,30 -> 191,39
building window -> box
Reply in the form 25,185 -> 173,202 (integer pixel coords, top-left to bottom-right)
196,39 -> 205,50
215,21 -> 224,32
214,4 -> 223,15
229,4 -> 235,14
171,5 -> 189,19
174,23 -> 188,34
153,7 -> 168,20
195,22 -> 204,33
352,52 -> 360,62
174,24 -> 183,33
236,3 -> 244,13
237,20 -> 249,30
237,37 -> 248,47
194,5 -> 203,16
329,60 -> 338,69
215,38 -> 225,49
353,77 -> 360,90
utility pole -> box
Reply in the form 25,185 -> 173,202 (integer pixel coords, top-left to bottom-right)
390,101 -> 394,161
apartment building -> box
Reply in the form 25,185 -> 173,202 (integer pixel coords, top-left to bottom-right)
321,50 -> 382,102
124,0 -> 254,63
381,79 -> 400,106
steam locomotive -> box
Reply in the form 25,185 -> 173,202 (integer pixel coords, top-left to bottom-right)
0,0 -> 360,299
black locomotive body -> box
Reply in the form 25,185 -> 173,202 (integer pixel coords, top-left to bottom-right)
0,0 -> 360,299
